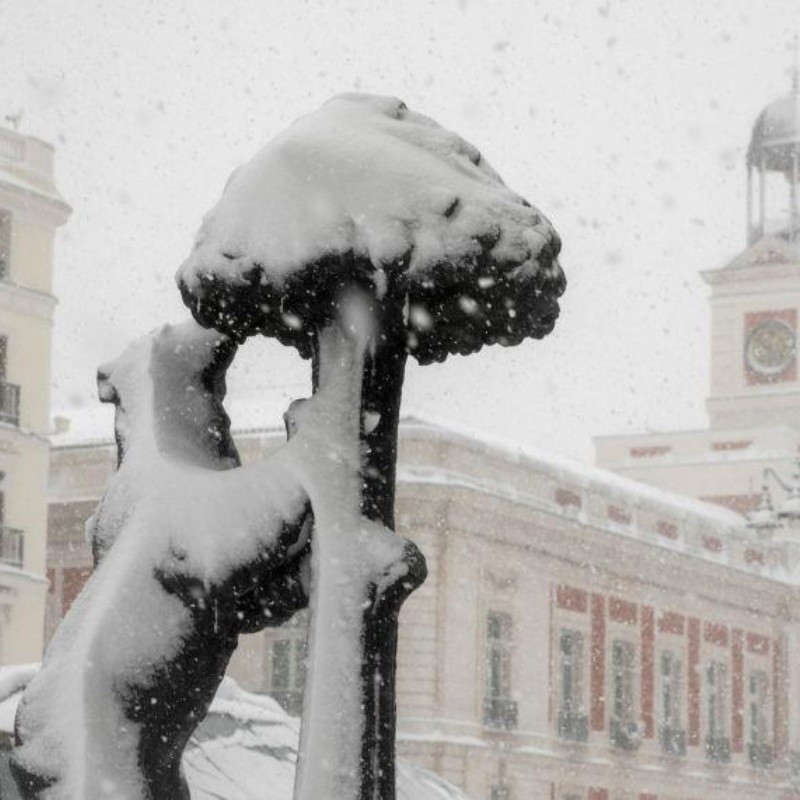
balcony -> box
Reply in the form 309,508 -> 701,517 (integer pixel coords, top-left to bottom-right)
557,709 -> 589,742
660,726 -> 687,757
748,742 -> 773,768
483,696 -> 518,730
0,528 -> 24,567
706,735 -> 731,763
0,383 -> 20,426
610,718 -> 643,751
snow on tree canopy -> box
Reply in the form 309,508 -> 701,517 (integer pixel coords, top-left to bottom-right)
177,93 -> 565,363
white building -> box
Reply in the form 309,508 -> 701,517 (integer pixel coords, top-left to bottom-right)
0,125 -> 69,663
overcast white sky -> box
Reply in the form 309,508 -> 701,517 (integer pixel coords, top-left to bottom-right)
2,0 -> 798,459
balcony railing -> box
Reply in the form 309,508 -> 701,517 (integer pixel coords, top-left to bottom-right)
0,383 -> 20,426
660,726 -> 687,757
748,742 -> 773,768
557,709 -> 589,742
0,527 -> 24,567
610,718 -> 643,751
706,735 -> 731,763
483,696 -> 518,730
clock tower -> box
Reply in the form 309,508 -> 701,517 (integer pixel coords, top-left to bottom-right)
596,66 -> 800,515
705,67 -> 800,430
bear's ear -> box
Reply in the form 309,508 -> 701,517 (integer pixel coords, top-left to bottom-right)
97,367 -> 119,405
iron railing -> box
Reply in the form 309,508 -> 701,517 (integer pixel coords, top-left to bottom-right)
610,718 -> 643,751
660,726 -> 687,757
706,735 -> 731,763
0,527 -> 24,567
483,697 -> 518,730
748,742 -> 773,768
0,383 -> 20,426
557,709 -> 589,742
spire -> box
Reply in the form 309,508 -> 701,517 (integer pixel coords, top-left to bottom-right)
792,34 -> 799,94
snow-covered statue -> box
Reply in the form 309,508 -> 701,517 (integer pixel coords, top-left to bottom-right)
12,93 -> 564,800
12,322 -> 313,799
177,93 -> 566,800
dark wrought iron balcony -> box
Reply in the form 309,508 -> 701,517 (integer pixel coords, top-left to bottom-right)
0,383 -> 20,426
483,696 -> 518,730
0,527 -> 24,567
660,726 -> 687,757
706,735 -> 731,763
557,709 -> 589,742
610,718 -> 643,751
748,742 -> 773,768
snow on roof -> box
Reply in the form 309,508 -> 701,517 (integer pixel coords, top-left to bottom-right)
179,92 -> 554,289
398,412 -> 747,530
51,397 -> 745,533
0,669 -> 472,800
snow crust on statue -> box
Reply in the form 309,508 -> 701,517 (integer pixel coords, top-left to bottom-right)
177,92 -> 564,362
12,321 -> 313,800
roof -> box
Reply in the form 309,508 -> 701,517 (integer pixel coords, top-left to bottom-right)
51,401 -> 746,533
748,83 -> 800,170
0,668 -> 472,800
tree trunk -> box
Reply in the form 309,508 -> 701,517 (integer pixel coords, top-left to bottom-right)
309,304 -> 427,800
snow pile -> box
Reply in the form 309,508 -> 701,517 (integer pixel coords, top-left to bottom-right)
0,671 -> 472,800
179,93 -> 555,286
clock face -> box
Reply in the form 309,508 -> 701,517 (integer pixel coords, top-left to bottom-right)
745,319 -> 797,378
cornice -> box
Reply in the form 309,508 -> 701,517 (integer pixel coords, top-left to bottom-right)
0,180 -> 71,228
0,280 -> 57,322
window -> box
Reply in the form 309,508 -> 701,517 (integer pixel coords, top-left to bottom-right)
706,660 -> 730,761
660,650 -> 682,728
557,628 -> 587,741
612,639 -> 636,723
610,639 -> 641,749
0,212 -> 9,280
660,650 -> 685,754
490,784 -> 511,800
483,611 -> 517,729
265,609 -> 308,715
748,669 -> 772,767
0,337 -> 18,427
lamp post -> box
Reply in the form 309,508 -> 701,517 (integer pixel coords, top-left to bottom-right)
746,459 -> 800,538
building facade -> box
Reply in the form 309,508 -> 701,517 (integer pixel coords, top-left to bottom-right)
46,417 -> 800,800
0,125 -> 69,663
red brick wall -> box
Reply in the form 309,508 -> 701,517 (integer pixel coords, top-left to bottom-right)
641,605 -> 655,738
62,567 -> 92,615
591,595 -> 606,731
557,585 -> 587,614
732,629 -> 744,752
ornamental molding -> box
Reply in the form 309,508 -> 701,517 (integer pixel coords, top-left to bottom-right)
0,280 -> 57,321
0,180 -> 71,228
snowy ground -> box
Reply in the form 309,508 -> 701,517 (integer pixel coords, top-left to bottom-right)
0,666 -> 470,800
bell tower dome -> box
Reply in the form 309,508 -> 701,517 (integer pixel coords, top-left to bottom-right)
747,44 -> 800,244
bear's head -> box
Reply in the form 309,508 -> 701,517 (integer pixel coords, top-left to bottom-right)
97,320 -> 239,470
